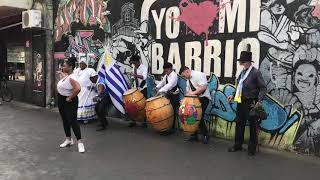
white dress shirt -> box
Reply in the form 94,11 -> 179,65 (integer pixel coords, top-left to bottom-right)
186,70 -> 211,100
133,64 -> 148,90
156,71 -> 178,93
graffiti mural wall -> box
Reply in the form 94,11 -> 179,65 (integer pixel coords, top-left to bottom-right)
54,0 -> 320,155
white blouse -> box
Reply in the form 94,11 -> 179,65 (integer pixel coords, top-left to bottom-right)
57,74 -> 77,96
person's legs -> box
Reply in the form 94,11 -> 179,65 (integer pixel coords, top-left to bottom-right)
199,97 -> 209,144
229,102 -> 249,152
141,88 -> 148,127
58,95 -> 71,138
199,97 -> 209,135
58,95 -> 74,148
95,95 -> 110,131
65,97 -> 82,141
160,93 -> 179,135
188,97 -> 209,142
248,114 -> 258,155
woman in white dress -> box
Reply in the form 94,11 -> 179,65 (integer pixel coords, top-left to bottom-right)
74,58 -> 98,123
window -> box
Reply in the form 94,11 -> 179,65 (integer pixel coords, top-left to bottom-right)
7,45 -> 25,82
125,10 -> 131,22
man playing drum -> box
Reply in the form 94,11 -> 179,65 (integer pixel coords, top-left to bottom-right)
155,63 -> 179,135
180,66 -> 211,144
128,54 -> 148,128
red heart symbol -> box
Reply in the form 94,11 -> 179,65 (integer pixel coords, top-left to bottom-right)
176,0 -> 219,45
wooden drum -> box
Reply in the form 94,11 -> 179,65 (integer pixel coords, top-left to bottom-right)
178,95 -> 202,134
123,88 -> 146,122
146,95 -> 174,132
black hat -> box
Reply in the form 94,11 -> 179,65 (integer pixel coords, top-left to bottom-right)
163,62 -> 173,69
130,54 -> 140,62
237,51 -> 253,62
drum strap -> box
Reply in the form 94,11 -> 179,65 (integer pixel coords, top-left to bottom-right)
134,67 -> 139,88
188,79 -> 204,95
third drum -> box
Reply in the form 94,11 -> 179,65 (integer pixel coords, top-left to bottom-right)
178,95 -> 202,134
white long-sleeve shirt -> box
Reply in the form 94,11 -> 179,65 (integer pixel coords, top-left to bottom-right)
133,64 -> 148,90
156,71 -> 178,93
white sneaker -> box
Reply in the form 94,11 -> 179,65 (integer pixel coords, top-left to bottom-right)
78,143 -> 85,153
59,139 -> 73,148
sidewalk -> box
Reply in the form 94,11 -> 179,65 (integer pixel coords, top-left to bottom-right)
0,101 -> 320,180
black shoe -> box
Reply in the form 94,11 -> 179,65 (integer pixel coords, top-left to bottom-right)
97,123 -> 104,127
186,135 -> 199,142
248,151 -> 256,156
160,129 -> 175,136
96,126 -> 107,131
142,122 -> 147,128
228,146 -> 243,152
103,119 -> 109,127
203,136 -> 209,144
128,122 -> 136,127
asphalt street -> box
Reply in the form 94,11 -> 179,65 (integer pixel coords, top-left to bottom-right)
0,102 -> 320,180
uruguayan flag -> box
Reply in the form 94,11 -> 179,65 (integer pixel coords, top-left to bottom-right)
97,46 -> 129,114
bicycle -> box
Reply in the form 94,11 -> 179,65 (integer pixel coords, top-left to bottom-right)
0,76 -> 14,102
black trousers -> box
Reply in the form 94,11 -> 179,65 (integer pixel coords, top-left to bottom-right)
141,88 -> 148,99
95,95 -> 111,127
166,93 -> 180,130
234,99 -> 258,153
58,94 -> 82,140
193,97 -> 209,136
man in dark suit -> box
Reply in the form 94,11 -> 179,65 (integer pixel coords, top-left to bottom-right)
227,50 -> 267,156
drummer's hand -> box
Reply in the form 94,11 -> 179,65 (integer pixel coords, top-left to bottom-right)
227,95 -> 234,102
186,91 -> 195,96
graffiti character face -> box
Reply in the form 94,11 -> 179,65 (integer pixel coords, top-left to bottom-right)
294,63 -> 318,93
270,3 -> 286,15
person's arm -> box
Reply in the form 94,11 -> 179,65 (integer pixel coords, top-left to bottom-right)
156,76 -> 166,89
256,70 -> 267,103
66,78 -> 81,102
187,73 -> 207,96
132,66 -> 148,80
158,74 -> 178,93
137,66 -> 148,80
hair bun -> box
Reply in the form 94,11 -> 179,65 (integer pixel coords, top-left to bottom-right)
67,56 -> 77,67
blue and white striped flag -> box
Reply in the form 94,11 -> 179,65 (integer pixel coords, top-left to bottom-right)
97,46 -> 129,114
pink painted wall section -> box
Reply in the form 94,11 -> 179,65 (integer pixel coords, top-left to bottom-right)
175,0 -> 219,45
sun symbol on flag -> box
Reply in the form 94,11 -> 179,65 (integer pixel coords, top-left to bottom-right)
105,54 -> 111,65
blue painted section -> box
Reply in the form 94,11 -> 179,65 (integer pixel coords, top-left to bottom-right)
177,74 -> 302,135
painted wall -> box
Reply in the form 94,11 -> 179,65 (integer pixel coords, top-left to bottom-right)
54,0 -> 320,156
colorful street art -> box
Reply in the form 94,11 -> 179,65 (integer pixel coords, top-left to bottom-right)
55,0 -> 320,156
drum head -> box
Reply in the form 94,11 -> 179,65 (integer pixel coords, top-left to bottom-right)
147,95 -> 164,102
124,88 -> 138,95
